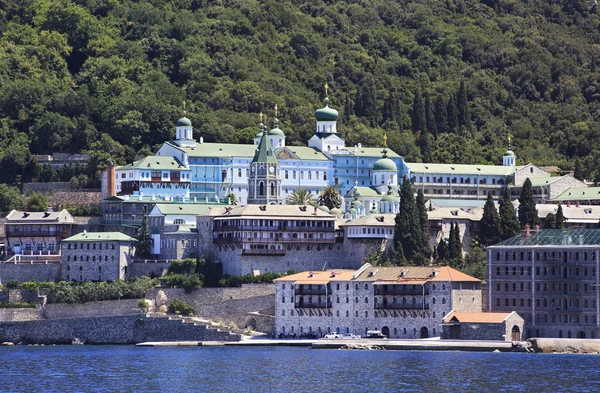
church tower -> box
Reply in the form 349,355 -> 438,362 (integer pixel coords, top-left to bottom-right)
502,137 -> 516,166
248,114 -> 282,205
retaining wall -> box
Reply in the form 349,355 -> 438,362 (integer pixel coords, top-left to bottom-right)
0,314 -> 239,344
0,264 -> 61,284
530,338 -> 600,353
0,308 -> 41,322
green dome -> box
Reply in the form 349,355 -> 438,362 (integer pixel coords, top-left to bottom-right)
369,207 -> 379,214
503,150 -> 515,157
255,131 -> 264,138
315,103 -> 339,122
352,199 -> 363,207
349,208 -> 357,214
268,127 -> 285,136
381,194 -> 397,203
176,117 -> 192,127
330,208 -> 342,216
318,205 -> 330,213
374,157 -> 397,172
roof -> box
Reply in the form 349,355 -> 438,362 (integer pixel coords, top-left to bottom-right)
490,228 -> 600,247
275,270 -> 355,284
512,175 -> 568,188
5,210 -> 74,223
202,205 -> 336,220
503,150 -> 515,157
314,102 -> 339,121
550,187 -> 600,202
429,199 -> 487,209
102,195 -> 229,204
165,142 -> 329,161
340,214 -> 396,227
151,204 -> 220,216
536,204 -> 600,223
176,117 -> 192,127
443,312 -> 516,324
253,130 -> 277,163
344,186 -> 385,198
427,206 -> 484,222
63,232 -> 136,242
407,162 -> 514,176
268,126 -> 285,136
117,156 -> 188,171
353,266 -> 480,283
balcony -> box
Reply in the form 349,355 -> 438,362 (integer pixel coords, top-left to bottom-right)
213,225 -> 333,232
294,302 -> 333,309
374,303 -> 429,310
214,236 -> 335,244
241,249 -> 286,256
294,287 -> 330,296
375,286 -> 429,296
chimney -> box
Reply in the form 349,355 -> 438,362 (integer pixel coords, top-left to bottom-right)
576,201 -> 580,207
313,206 -> 317,215
534,224 -> 540,231
524,224 -> 530,237
567,201 -> 571,207
108,163 -> 116,198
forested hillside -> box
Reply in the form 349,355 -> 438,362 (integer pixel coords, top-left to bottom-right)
1,0 -> 600,186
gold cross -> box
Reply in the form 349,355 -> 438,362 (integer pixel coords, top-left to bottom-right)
274,104 -> 278,117
259,111 -> 263,123
324,82 -> 329,97
383,134 -> 387,147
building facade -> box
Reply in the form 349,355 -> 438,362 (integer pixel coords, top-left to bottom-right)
487,228 -> 600,339
274,264 -> 482,339
60,232 -> 136,281
441,311 -> 525,341
4,210 -> 74,255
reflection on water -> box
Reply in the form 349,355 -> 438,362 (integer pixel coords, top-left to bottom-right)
1,346 -> 599,393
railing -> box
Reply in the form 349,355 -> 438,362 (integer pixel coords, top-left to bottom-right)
241,249 -> 286,256
375,287 -> 429,296
213,225 -> 333,232
214,237 -> 335,244
6,231 -> 59,237
295,288 -> 330,296
374,303 -> 429,310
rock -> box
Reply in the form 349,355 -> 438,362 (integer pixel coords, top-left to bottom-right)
159,305 -> 167,313
0,342 -> 14,346
155,290 -> 168,308
493,349 -> 501,352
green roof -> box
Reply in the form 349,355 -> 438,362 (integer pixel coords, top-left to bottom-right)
344,186 -> 384,198
407,162 -> 514,176
268,127 -> 285,136
152,204 -> 219,215
167,142 -> 329,161
373,156 -> 398,172
491,229 -> 600,247
318,205 -> 330,213
177,117 -> 192,127
117,156 -> 188,171
550,187 -> 600,202
381,193 -> 398,202
503,150 -> 515,157
314,103 -> 339,121
252,130 -> 278,163
513,176 -> 563,188
312,132 -> 343,140
277,146 -> 328,161
64,232 -> 136,242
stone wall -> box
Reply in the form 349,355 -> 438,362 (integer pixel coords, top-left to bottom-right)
0,314 -> 238,344
128,261 -> 170,278
530,338 -> 600,353
0,263 -> 61,283
51,192 -> 101,206
23,182 -> 72,193
43,299 -> 141,319
0,308 -> 41,322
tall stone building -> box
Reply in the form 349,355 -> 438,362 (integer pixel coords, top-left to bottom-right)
247,119 -> 282,205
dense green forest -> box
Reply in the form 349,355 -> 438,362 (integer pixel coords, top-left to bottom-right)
1,0 -> 600,187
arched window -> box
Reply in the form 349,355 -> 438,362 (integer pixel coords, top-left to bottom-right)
73,256 -> 77,262
293,171 -> 296,179
316,172 -> 320,180
259,182 -> 265,196
285,170 -> 289,179
308,172 -> 312,180
238,168 -> 242,177
300,171 -> 304,180
270,182 -> 275,196
323,172 -> 327,181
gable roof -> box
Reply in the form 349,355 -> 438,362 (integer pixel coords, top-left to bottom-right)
443,311 -> 516,324
150,204 -> 220,216
117,156 -> 188,171
353,266 -> 480,282
253,131 -> 277,163
5,210 -> 74,223
202,204 -> 335,220
550,186 -> 600,202
274,270 -> 356,284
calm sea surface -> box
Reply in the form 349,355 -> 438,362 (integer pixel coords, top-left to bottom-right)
0,345 -> 598,393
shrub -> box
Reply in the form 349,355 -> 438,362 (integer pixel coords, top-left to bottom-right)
0,302 -> 36,308
182,274 -> 203,294
167,258 -> 197,275
6,280 -> 18,289
168,299 -> 195,316
138,299 -> 149,311
217,272 -> 286,287
19,281 -> 40,290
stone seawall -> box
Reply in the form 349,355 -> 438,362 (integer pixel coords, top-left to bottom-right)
0,314 -> 239,344
530,338 -> 600,353
0,308 -> 41,322
43,299 -> 141,319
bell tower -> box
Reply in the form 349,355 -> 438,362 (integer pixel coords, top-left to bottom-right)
248,113 -> 282,205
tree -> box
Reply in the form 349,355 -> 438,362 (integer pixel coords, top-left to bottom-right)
447,93 -> 459,134
436,239 -> 448,263
424,91 -> 437,137
447,222 -> 463,267
286,188 -> 315,206
0,185 -> 24,212
394,176 -> 427,265
460,246 -> 486,280
479,192 -> 502,246
416,189 -> 431,258
393,240 -> 408,266
555,204 -> 566,229
435,95 -> 449,134
317,186 -> 342,210
364,248 -> 391,266
499,188 -> 520,239
26,192 -> 48,212
354,78 -> 377,126
136,215 -> 151,258
411,88 -> 426,134
518,178 -> 539,228
457,79 -> 470,133
224,192 -> 238,205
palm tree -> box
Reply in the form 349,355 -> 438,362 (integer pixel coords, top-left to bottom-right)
224,192 -> 238,205
317,186 -> 342,210
286,188 -> 315,206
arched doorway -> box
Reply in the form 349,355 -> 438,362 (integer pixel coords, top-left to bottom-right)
420,327 -> 429,339
381,326 -> 390,338
243,316 -> 257,330
511,325 -> 521,341
577,331 -> 586,339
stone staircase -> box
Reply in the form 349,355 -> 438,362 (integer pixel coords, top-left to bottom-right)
137,313 -> 240,342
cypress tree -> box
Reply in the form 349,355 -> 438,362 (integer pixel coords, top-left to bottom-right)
343,93 -> 354,124
555,204 -> 566,229
394,176 -> 425,265
436,239 -> 448,263
457,79 -> 470,133
452,222 -> 463,267
382,92 -> 401,126
544,213 -> 556,229
447,223 -> 456,260
355,79 -> 377,126
479,192 -> 502,246
574,158 -> 585,181
447,92 -> 459,134
435,95 -> 449,134
412,88 -> 426,134
425,91 -> 437,137
136,214 -> 151,258
394,240 -> 409,266
518,178 -> 539,228
416,189 -> 431,259
499,188 -> 520,239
